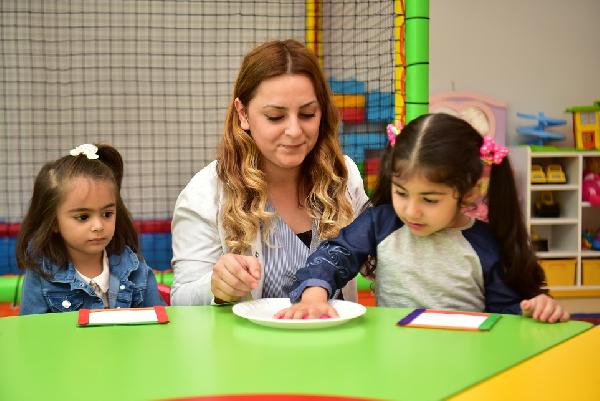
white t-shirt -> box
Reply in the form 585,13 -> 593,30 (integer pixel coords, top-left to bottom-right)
76,251 -> 110,298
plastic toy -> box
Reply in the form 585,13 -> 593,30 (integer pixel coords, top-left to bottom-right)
582,228 -> 600,251
582,171 -> 600,206
582,229 -> 593,250
565,101 -> 600,150
516,112 -> 566,146
534,191 -> 560,218
545,164 -> 567,184
531,164 -> 546,184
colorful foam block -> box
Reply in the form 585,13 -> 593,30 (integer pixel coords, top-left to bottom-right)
365,174 -> 378,190
338,107 -> 365,123
140,233 -> 172,270
367,91 -> 394,107
333,94 -> 366,108
0,238 -> 19,275
0,223 -> 20,237
328,79 -> 366,94
367,106 -> 395,122
365,158 -> 381,174
134,220 -> 171,234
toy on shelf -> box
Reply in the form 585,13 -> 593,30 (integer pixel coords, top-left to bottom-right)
582,228 -> 600,251
516,112 -> 566,146
565,100 -> 600,149
531,164 -> 546,184
545,164 -> 567,184
533,191 -> 560,218
582,171 -> 600,206
530,163 -> 566,184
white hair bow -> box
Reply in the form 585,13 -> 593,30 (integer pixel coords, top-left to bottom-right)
69,144 -> 99,160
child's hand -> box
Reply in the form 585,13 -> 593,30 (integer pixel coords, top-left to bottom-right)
521,294 -> 569,323
273,287 -> 337,319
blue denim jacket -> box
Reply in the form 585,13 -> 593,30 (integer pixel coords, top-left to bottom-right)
20,246 -> 165,315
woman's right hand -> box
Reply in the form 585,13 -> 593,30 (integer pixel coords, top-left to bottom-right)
273,287 -> 337,319
211,253 -> 261,303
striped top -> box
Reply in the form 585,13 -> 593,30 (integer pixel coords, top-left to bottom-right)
261,204 -> 321,298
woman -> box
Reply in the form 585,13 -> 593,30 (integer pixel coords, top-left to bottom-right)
171,39 -> 368,305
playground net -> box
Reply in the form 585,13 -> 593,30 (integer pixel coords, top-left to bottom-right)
0,0 -> 396,273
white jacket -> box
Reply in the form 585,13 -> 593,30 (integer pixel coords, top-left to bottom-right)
170,156 -> 369,305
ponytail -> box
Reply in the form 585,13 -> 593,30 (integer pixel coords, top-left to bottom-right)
487,158 -> 547,298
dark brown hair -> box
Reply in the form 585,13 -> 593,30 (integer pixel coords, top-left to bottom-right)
16,144 -> 140,276
372,113 -> 546,298
216,39 -> 353,252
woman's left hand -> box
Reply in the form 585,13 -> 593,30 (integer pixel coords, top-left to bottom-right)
521,294 -> 570,323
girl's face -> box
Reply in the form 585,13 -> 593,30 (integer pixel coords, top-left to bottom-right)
55,177 -> 117,263
235,73 -> 321,176
391,173 -> 469,237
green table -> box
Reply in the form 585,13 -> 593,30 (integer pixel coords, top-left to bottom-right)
0,306 -> 591,401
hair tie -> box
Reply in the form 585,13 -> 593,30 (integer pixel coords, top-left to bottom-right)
478,136 -> 508,200
386,121 -> 403,147
480,136 -> 508,165
69,144 -> 99,160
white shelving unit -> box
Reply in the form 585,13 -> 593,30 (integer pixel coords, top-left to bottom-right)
509,147 -> 600,299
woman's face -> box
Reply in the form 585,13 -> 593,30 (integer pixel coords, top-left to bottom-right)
235,74 -> 322,175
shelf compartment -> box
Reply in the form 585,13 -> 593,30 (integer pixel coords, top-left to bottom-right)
530,156 -> 580,186
530,190 -> 579,219
539,259 -> 576,286
581,207 -> 600,231
582,259 -> 600,285
530,223 -> 578,253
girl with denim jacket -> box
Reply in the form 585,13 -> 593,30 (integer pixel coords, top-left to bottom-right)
277,113 -> 569,323
16,144 -> 164,315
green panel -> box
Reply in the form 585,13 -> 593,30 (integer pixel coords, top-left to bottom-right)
356,274 -> 373,291
407,0 -> 430,17
405,0 -> 429,123
406,104 -> 429,122
356,161 -> 365,176
0,306 -> 590,401
405,64 -> 429,103
155,270 -> 174,286
405,19 -> 429,64
0,275 -> 22,303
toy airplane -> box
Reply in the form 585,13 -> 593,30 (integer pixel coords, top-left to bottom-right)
517,112 -> 566,145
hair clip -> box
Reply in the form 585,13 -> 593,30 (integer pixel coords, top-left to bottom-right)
478,136 -> 508,199
69,144 -> 99,160
386,121 -> 403,147
480,136 -> 508,165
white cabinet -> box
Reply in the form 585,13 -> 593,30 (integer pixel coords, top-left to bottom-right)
510,147 -> 600,293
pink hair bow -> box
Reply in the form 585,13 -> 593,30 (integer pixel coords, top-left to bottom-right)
480,136 -> 508,165
478,136 -> 508,204
386,121 -> 403,147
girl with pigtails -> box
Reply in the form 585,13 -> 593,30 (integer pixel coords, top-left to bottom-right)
17,144 -> 164,314
278,113 -> 569,323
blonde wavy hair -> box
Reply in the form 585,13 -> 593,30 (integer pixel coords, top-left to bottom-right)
216,39 -> 354,254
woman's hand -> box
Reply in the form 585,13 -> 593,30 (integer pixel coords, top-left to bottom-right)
521,293 -> 570,323
211,253 -> 261,303
273,287 -> 337,319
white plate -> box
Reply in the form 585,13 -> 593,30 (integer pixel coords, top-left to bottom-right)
232,298 -> 366,329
